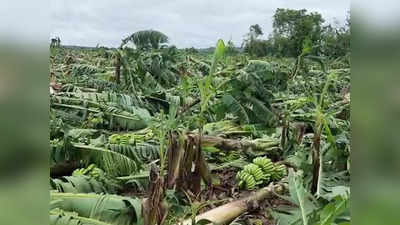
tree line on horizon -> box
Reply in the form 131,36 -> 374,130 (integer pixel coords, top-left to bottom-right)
52,8 -> 350,59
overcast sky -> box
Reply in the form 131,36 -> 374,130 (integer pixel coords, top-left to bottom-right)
50,0 -> 350,48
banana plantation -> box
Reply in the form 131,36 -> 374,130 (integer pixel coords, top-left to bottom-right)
50,27 -> 350,224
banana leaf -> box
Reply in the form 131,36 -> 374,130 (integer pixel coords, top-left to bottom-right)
51,192 -> 143,225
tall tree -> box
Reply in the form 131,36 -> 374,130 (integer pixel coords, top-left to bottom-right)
225,39 -> 238,56
242,24 -> 268,57
121,30 -> 169,50
50,37 -> 61,48
249,24 -> 263,37
320,11 -> 350,58
272,8 -> 324,57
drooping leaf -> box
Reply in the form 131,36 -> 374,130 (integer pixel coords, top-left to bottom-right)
272,169 -> 318,225
50,208 -> 112,225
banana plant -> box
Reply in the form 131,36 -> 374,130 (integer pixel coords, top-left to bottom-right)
198,39 -> 226,118
195,39 -> 226,190
309,72 -> 338,195
51,174 -> 120,194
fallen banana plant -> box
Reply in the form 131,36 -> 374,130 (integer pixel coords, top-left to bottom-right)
187,133 -> 279,153
50,94 -> 151,131
50,192 -> 143,225
50,208 -> 112,225
202,120 -> 252,137
71,143 -> 139,176
178,183 -> 284,225
51,175 -> 120,194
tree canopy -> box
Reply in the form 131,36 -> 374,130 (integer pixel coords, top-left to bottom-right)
241,9 -> 349,58
242,24 -> 269,57
121,30 -> 169,50
272,8 -> 324,57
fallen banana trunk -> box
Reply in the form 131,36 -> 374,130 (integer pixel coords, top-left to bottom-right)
187,133 -> 279,152
179,183 -> 284,225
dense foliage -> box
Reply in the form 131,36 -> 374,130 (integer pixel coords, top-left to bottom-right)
242,9 -> 350,59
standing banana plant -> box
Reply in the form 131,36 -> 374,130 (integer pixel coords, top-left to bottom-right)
198,39 -> 226,117
196,39 -> 226,190
310,72 -> 337,195
143,95 -> 180,225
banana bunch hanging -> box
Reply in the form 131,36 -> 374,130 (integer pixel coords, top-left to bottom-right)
236,157 -> 287,190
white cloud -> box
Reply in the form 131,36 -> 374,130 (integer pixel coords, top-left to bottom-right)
51,0 -> 350,48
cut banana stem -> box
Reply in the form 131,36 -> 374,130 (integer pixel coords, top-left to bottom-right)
178,184 -> 284,225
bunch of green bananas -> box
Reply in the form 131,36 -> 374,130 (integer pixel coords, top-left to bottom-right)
236,169 -> 258,190
253,157 -> 274,180
108,129 -> 154,145
109,133 -> 131,144
236,164 -> 265,189
73,164 -> 104,178
236,157 -> 287,190
271,163 -> 287,180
